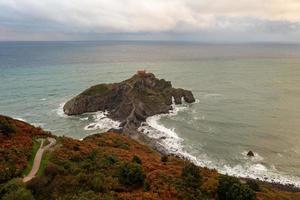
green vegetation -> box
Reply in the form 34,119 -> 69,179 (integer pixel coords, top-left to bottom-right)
0,118 -> 16,136
2,119 -> 299,200
91,172 -> 105,192
117,162 -> 145,186
23,140 -> 41,176
217,175 -> 240,199
36,151 -> 50,176
217,175 -> 255,200
42,139 -> 50,147
0,179 -> 34,200
81,84 -> 109,96
131,155 -> 142,164
143,180 -> 151,191
226,183 -> 255,200
2,187 -> 34,200
1,115 -> 50,184
246,179 -> 260,192
177,163 -> 203,200
181,163 -> 202,188
161,155 -> 168,163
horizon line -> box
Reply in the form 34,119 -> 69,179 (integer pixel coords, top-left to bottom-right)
1,39 -> 300,45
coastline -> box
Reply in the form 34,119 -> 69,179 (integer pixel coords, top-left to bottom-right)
57,101 -> 300,191
1,113 -> 300,200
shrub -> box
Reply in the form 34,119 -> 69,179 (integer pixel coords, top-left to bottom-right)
217,175 -> 240,199
105,155 -> 118,165
0,178 -> 23,197
161,155 -> 168,163
181,163 -> 202,188
75,190 -> 100,200
246,179 -> 260,192
91,173 -> 105,192
176,163 -> 203,200
117,162 -> 145,186
76,172 -> 90,185
95,155 -> 118,169
0,119 -> 16,136
82,84 -> 109,96
73,144 -> 80,151
217,175 -> 256,200
27,176 -> 49,195
87,150 -> 97,161
44,162 -> 63,179
2,188 -> 35,200
0,165 -> 17,184
132,155 -> 142,164
0,179 -> 34,200
226,183 -> 256,200
143,180 -> 150,191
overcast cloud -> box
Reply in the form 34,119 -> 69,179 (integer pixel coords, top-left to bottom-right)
1,0 -> 300,41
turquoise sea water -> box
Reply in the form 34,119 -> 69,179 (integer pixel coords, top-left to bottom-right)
0,41 -> 299,186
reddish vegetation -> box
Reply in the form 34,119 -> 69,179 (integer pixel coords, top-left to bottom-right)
0,115 -> 50,183
42,132 -> 218,199
46,132 -> 300,200
1,116 -> 300,200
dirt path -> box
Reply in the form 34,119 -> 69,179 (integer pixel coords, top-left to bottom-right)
23,137 -> 56,183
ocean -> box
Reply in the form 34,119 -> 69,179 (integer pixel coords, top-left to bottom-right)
0,41 -> 299,186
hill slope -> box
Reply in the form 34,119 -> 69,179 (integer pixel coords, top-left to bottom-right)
1,116 -> 300,200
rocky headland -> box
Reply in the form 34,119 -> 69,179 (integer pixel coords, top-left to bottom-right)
64,72 -> 195,143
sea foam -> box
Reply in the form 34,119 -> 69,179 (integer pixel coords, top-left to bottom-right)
84,111 -> 120,131
56,99 -> 300,187
139,101 -> 300,188
57,102 -> 67,118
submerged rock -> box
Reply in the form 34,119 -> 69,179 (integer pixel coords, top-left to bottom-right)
64,72 -> 195,135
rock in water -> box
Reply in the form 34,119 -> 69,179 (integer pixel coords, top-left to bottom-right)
247,151 -> 255,157
63,72 -> 195,134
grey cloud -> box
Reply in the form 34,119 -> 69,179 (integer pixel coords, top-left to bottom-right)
0,0 -> 300,41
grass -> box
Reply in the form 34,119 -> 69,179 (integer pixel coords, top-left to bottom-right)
37,151 -> 50,176
42,138 -> 50,147
81,84 -> 109,96
23,139 -> 41,176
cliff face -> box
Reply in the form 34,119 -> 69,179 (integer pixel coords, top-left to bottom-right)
64,73 -> 195,133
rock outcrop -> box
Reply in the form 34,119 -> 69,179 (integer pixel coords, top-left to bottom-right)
247,151 -> 255,157
64,72 -> 195,134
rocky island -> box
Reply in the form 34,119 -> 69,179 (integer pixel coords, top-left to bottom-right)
64,71 -> 195,136
2,72 -> 300,200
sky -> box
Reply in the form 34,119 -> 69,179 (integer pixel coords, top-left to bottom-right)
1,0 -> 300,42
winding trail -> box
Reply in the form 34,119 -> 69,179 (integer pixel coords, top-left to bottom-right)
23,137 -> 56,183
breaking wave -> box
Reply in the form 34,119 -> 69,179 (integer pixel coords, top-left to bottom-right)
84,111 -> 120,131
138,101 -> 300,188
56,102 -> 67,118
56,99 -> 300,187
56,101 -> 120,132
